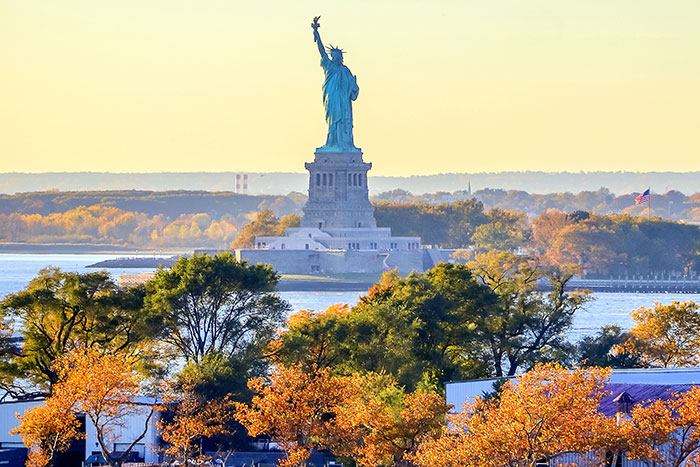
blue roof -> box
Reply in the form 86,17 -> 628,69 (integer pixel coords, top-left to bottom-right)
599,383 -> 695,417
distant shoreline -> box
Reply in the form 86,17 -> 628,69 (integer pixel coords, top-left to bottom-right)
0,243 -> 189,255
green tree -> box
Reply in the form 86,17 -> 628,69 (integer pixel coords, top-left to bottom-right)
576,325 -> 639,368
0,268 -> 158,395
273,265 -> 496,389
471,208 -> 529,252
374,200 -> 488,248
468,251 -> 591,376
269,304 -> 353,372
145,252 -> 289,366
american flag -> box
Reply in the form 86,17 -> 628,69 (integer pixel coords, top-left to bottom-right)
635,188 -> 650,205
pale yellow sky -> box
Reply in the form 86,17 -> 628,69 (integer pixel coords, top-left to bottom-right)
1,1 -> 699,175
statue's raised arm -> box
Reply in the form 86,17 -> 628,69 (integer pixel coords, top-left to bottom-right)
311,17 -> 329,62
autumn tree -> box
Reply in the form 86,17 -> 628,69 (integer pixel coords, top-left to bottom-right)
616,301 -> 700,368
10,397 -> 84,467
230,210 -> 301,249
236,365 -> 447,467
235,364 -> 363,467
468,251 -> 591,376
614,386 -> 700,467
531,209 -> 573,255
157,373 -> 237,466
159,354 -> 252,455
545,220 -> 622,274
145,252 -> 289,366
55,350 -> 154,467
277,213 -> 302,232
0,268 -> 159,394
343,385 -> 448,467
412,363 -> 615,467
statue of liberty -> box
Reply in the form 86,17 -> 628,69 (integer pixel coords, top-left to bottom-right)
312,17 -> 360,152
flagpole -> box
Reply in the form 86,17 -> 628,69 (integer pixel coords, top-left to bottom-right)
648,188 -> 651,219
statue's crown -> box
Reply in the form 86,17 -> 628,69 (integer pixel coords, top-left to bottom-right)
326,44 -> 345,54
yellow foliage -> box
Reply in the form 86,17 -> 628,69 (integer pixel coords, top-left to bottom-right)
413,363 -> 614,467
616,301 -> 700,367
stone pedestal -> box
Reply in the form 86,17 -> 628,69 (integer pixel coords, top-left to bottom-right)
301,150 -> 377,229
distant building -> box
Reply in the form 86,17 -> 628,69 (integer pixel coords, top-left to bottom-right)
116,271 -> 156,287
236,149 -> 450,274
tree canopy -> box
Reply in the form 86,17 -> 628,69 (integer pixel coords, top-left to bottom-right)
145,252 -> 289,366
468,251 -> 591,376
0,268 -> 159,394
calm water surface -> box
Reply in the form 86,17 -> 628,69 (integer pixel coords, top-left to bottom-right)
1,254 -> 698,341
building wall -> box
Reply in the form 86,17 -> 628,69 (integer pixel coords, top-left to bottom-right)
0,400 -> 160,464
238,249 -> 425,274
0,401 -> 41,449
84,403 -> 160,464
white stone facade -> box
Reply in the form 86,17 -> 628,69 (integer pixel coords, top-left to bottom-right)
249,148 -> 426,274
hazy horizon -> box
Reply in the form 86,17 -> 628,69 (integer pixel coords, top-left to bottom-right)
3,171 -> 700,197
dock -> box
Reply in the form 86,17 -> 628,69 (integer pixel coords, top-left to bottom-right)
565,277 -> 700,293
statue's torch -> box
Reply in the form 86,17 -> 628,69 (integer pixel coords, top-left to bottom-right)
312,16 -> 321,41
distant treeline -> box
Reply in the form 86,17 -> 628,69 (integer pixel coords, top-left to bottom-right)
373,198 -> 700,276
1,189 -> 699,276
373,188 -> 700,220
0,191 -> 304,248
0,190 -> 304,218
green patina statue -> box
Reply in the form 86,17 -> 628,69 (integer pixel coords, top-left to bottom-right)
312,17 -> 360,153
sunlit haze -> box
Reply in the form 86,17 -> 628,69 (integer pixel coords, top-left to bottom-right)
2,1 -> 699,175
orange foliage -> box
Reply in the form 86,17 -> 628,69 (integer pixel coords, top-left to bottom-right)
617,386 -> 700,467
413,363 -> 614,467
343,389 -> 448,467
616,301 -> 700,368
284,304 -> 351,329
10,398 -> 83,467
236,365 -> 448,467
0,205 -> 238,247
54,350 -> 154,467
11,349 -> 148,467
531,208 -> 573,255
157,380 -> 237,465
235,364 -> 362,466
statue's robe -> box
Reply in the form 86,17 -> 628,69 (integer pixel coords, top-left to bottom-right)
320,55 -> 359,152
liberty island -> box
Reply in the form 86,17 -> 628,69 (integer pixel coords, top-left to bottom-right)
234,19 -> 451,274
